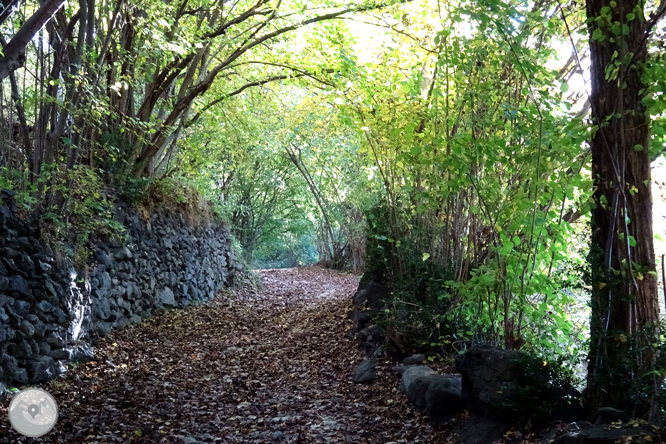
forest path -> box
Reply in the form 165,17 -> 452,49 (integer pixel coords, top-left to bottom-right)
1,267 -> 448,443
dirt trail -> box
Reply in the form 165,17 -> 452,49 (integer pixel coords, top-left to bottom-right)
1,267 -> 447,443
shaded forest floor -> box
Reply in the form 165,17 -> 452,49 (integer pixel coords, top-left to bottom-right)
1,267 -> 450,443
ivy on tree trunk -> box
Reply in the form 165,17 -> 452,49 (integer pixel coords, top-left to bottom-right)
586,0 -> 661,420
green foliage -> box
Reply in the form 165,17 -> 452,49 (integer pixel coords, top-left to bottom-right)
118,176 -> 153,206
0,167 -> 38,209
325,0 -> 594,359
253,232 -> 319,269
170,85 -> 371,269
149,177 -> 192,206
503,351 -> 582,428
3,0 -> 664,418
40,165 -> 126,267
584,319 -> 666,418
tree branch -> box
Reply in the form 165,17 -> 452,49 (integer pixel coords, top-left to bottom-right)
0,0 -> 66,80
185,67 -> 334,127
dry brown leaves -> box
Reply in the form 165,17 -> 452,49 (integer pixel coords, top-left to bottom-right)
0,267 -> 450,443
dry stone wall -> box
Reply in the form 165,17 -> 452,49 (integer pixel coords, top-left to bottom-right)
0,190 -> 241,389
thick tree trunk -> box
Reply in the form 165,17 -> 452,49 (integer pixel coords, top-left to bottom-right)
586,0 -> 660,420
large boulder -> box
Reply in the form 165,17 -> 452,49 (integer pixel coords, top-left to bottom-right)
406,374 -> 443,408
70,343 -> 95,363
456,346 -> 583,424
352,280 -> 390,310
400,365 -> 435,394
400,366 -> 465,421
25,356 -> 59,382
358,325 -> 385,356
403,354 -> 426,365
425,376 -> 466,420
352,359 -> 377,384
349,308 -> 372,332
455,345 -> 529,421
407,375 -> 464,416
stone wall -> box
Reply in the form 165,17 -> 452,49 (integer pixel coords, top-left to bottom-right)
0,189 -> 241,389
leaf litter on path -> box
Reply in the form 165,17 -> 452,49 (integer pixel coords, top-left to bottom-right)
1,267 -> 449,443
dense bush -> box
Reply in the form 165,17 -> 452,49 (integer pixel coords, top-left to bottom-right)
503,351 -> 583,428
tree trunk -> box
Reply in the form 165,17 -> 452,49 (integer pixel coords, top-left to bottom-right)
0,0 -> 66,80
586,0 -> 660,420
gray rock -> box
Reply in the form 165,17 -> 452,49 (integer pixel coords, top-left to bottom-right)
158,287 -> 176,306
44,280 -> 58,298
456,345 -> 531,421
352,359 -> 377,384
99,271 -> 112,291
2,326 -> 14,341
403,354 -> 427,365
37,300 -> 54,313
400,365 -> 435,394
406,374 -> 449,408
594,407 -> 630,425
45,332 -> 66,348
352,281 -> 390,310
51,306 -> 68,324
1,258 -> 18,274
70,343 -> 95,363
30,338 -> 39,355
94,249 -> 112,266
49,349 -> 70,360
11,367 -> 28,384
0,197 -> 239,387
0,247 -> 19,258
115,247 -> 132,260
32,319 -> 47,339
391,365 -> 413,377
16,237 -> 33,252
95,322 -> 113,336
91,296 -> 111,320
425,375 -> 466,420
9,275 -> 30,296
115,317 -> 130,329
358,325 -> 385,356
1,353 -> 18,375
116,297 -> 131,313
26,356 -> 58,382
38,342 -> 51,355
19,319 -> 35,338
9,340 -> 34,358
13,299 -> 30,317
